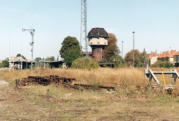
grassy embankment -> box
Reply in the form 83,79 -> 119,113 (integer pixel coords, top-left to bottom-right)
0,68 -> 179,120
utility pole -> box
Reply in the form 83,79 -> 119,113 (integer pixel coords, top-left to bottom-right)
132,31 -> 135,68
121,41 -> 124,58
22,28 -> 35,72
8,39 -> 11,71
80,0 -> 88,55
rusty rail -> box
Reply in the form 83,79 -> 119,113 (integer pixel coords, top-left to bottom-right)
16,75 -> 115,91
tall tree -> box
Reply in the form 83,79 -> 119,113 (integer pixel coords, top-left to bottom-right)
60,36 -> 81,67
140,49 -> 148,67
104,33 -> 120,61
124,49 -> 142,67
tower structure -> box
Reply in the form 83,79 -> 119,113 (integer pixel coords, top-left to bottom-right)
88,28 -> 108,62
80,0 -> 88,53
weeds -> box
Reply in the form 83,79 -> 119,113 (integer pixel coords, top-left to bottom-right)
0,68 -> 179,120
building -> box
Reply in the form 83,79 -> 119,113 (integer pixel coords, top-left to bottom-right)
81,52 -> 92,57
158,51 -> 170,62
158,50 -> 177,64
149,52 -> 158,65
174,52 -> 179,67
88,28 -> 108,62
9,56 -> 33,70
42,60 -> 64,68
149,50 -> 178,66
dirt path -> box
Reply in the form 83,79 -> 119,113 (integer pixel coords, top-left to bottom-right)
0,80 -> 49,121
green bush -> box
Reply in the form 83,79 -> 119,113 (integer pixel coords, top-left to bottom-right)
0,59 -> 9,68
151,61 -> 174,68
109,55 -> 124,68
92,82 -> 101,88
72,57 -> 99,69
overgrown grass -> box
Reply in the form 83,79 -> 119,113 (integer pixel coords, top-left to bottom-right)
0,68 -> 147,88
0,68 -> 179,120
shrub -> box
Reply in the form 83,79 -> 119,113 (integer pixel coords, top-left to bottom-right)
109,55 -> 124,68
0,59 -> 9,68
151,61 -> 174,68
72,57 -> 99,69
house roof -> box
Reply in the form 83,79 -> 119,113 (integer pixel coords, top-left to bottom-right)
158,50 -> 177,58
9,56 -> 30,62
149,52 -> 158,58
149,50 -> 178,59
174,51 -> 179,56
88,28 -> 108,39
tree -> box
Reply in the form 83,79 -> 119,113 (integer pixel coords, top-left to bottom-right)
45,56 -> 55,61
140,49 -> 148,67
35,57 -> 42,62
151,61 -> 174,68
16,53 -> 26,59
60,36 -> 81,67
104,33 -> 120,61
0,59 -> 9,68
124,49 -> 142,67
109,55 -> 124,67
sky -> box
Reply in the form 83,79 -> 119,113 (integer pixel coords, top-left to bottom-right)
0,0 -> 179,60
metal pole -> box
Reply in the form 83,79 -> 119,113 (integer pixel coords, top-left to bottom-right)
132,31 -> 135,68
121,41 -> 124,58
30,32 -> 34,72
8,40 -> 11,71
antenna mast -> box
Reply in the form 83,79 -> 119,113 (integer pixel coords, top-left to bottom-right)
80,0 -> 88,53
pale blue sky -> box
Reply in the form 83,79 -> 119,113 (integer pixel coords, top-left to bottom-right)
0,0 -> 179,60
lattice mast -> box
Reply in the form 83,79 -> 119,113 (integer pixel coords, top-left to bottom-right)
80,0 -> 88,53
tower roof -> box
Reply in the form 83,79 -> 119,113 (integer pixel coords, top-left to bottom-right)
88,28 -> 108,39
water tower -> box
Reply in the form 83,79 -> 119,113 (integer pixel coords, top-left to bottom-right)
88,28 -> 109,62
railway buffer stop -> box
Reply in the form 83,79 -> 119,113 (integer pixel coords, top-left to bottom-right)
145,69 -> 179,91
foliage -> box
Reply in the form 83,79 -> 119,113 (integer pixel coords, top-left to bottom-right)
16,53 -> 26,59
124,49 -> 149,67
108,55 -> 124,67
45,56 -> 55,61
104,33 -> 120,61
60,36 -> 81,67
72,57 -> 99,69
151,61 -> 174,68
92,82 -> 101,88
124,49 -> 142,67
140,49 -> 148,67
35,57 -> 42,62
34,57 -> 44,68
0,59 -> 9,68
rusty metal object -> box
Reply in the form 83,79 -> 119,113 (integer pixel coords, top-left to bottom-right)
74,84 -> 115,91
17,75 -> 76,86
16,75 -> 115,91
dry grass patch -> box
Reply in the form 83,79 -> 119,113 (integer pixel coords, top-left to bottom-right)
0,68 -> 147,90
1,68 -> 179,120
